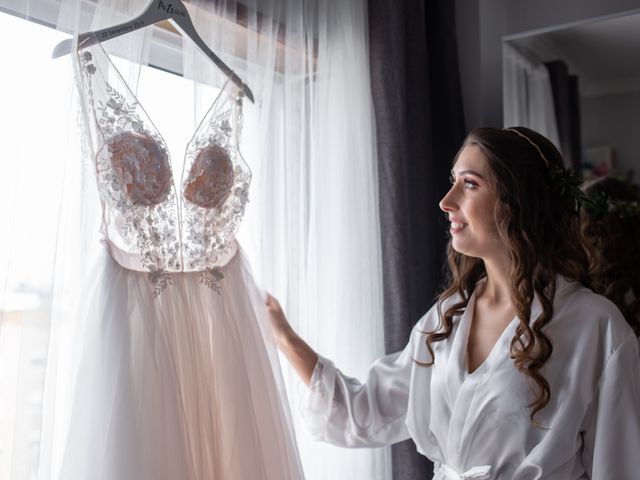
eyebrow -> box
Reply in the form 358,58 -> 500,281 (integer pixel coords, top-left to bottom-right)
451,169 -> 485,179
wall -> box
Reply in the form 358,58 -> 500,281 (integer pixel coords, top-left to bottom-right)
581,90 -> 640,176
455,0 -> 640,130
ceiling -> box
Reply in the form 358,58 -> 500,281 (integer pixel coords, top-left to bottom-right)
508,11 -> 640,97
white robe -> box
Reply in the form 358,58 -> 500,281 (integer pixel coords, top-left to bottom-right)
301,277 -> 640,479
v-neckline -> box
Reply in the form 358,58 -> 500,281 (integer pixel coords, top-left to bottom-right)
460,284 -> 519,377
444,276 -> 576,403
75,32 -> 235,188
465,306 -> 517,376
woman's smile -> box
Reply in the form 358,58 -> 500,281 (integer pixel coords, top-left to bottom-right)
449,217 -> 468,234
439,145 -> 503,259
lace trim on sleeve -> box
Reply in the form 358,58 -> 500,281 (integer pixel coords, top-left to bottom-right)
299,355 -> 337,440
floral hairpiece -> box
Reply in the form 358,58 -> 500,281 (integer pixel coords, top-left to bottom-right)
504,128 -> 584,213
581,190 -> 640,221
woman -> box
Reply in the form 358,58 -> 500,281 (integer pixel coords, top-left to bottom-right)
581,176 -> 640,337
267,127 -> 640,479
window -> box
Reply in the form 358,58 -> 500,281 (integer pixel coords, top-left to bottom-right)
0,11 -> 225,477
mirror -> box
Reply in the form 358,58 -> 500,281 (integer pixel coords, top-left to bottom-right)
503,12 -> 640,182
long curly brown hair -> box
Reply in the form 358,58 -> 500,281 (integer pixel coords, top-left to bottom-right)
581,177 -> 640,336
421,127 -> 592,424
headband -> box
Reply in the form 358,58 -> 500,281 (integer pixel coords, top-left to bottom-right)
504,127 -> 583,213
503,128 -> 637,218
504,128 -> 550,167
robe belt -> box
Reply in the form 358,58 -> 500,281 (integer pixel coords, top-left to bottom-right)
437,462 -> 492,480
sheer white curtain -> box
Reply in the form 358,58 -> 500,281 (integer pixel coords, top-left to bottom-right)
503,43 -> 560,149
183,2 -> 388,478
0,12 -> 92,480
0,1 -> 388,479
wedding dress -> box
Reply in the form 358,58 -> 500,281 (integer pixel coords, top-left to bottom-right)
57,33 -> 304,480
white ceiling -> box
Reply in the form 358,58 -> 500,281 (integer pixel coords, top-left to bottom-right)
509,11 -> 640,97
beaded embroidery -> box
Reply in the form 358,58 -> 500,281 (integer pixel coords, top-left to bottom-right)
75,35 -> 251,296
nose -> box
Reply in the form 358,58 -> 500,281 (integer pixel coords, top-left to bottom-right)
439,184 -> 458,213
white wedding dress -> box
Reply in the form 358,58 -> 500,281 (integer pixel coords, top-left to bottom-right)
57,33 -> 304,480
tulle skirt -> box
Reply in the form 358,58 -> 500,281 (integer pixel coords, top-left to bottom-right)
57,245 -> 304,480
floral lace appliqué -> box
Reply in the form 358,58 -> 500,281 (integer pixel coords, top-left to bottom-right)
79,47 -> 181,296
181,92 -> 251,273
76,39 -> 251,297
200,267 -> 225,293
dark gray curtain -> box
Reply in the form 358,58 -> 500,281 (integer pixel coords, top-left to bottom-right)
545,60 -> 582,169
368,0 -> 466,478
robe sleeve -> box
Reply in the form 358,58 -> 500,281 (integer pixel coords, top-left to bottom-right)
299,338 -> 416,448
580,333 -> 640,478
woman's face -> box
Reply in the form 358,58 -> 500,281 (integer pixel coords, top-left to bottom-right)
439,145 -> 504,259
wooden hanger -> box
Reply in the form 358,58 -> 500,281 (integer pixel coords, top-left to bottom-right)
51,0 -> 254,103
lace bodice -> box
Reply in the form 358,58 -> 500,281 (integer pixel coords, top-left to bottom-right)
73,34 -> 251,295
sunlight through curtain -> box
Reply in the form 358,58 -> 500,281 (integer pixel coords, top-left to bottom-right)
0,1 -> 387,479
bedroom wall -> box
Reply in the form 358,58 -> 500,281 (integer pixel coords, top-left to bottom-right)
455,0 -> 640,130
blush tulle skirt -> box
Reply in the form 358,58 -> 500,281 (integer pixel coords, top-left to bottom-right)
57,246 -> 304,480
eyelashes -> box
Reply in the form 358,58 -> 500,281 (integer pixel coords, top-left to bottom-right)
449,175 -> 479,190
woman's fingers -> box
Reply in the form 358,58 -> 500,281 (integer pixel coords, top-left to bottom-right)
265,293 -> 286,326
266,293 -> 282,310
265,292 -> 276,305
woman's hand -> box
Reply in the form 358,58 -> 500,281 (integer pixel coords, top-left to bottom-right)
265,293 -> 318,385
265,293 -> 295,350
